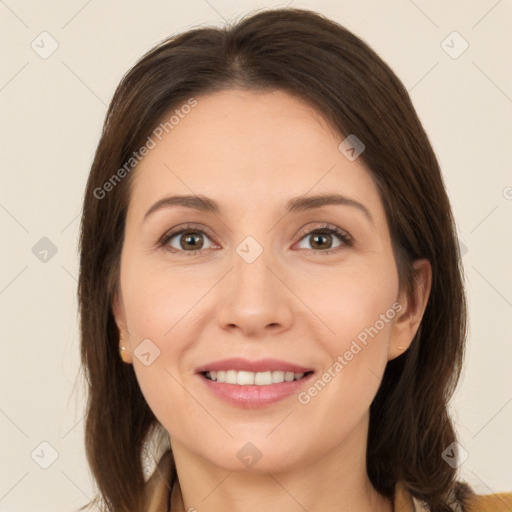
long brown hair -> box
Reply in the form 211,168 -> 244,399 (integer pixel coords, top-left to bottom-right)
78,7 -> 467,511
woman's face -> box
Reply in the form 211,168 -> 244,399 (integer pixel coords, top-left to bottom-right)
113,89 -> 428,473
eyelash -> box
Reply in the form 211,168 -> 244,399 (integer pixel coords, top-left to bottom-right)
158,223 -> 353,256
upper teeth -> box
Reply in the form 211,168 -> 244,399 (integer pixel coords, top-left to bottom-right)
206,370 -> 305,385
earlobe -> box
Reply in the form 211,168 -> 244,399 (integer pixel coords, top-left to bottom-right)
388,259 -> 432,360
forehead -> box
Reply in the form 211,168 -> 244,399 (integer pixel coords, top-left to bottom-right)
127,89 -> 386,225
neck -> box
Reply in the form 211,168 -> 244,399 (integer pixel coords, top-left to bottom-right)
170,474 -> 391,512
168,415 -> 392,512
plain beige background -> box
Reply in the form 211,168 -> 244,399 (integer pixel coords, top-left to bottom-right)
1,0 -> 511,510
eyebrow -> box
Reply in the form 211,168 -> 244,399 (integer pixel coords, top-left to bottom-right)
143,193 -> 373,224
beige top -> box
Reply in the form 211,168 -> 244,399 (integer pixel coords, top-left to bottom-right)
143,450 -> 512,512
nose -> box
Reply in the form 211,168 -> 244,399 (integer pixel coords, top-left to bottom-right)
215,244 -> 294,338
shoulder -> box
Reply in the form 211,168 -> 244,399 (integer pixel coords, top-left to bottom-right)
456,481 -> 512,512
397,480 -> 512,512
436,481 -> 512,512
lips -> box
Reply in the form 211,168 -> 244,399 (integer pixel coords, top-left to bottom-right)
196,358 -> 315,408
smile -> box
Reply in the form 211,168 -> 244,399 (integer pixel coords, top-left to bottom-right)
203,370 -> 311,385
198,370 -> 314,408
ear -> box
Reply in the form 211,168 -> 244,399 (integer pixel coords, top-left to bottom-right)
112,291 -> 133,364
388,258 -> 432,360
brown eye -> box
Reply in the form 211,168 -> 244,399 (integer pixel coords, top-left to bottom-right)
162,229 -> 215,253
307,232 -> 336,250
296,226 -> 351,253
178,231 -> 205,250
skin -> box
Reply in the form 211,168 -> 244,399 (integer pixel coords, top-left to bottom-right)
113,89 -> 431,512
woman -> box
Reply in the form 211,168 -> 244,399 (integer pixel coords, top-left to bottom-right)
78,7 -> 512,512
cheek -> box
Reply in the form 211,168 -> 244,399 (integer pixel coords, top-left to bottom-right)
295,259 -> 398,407
121,262 -> 213,428
295,257 -> 399,351
122,260 -> 205,347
